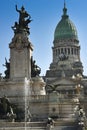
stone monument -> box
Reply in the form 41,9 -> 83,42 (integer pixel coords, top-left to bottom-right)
9,5 -> 33,80
0,5 -> 34,121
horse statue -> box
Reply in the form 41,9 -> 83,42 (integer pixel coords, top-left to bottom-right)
59,53 -> 68,61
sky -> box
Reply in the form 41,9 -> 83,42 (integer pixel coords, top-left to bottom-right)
0,0 -> 87,77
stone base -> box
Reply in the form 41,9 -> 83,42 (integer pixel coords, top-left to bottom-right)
0,121 -> 46,130
0,120 -> 78,130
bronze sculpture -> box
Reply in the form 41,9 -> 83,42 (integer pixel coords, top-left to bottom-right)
12,5 -> 32,34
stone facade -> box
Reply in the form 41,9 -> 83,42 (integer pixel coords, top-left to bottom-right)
46,5 -> 83,79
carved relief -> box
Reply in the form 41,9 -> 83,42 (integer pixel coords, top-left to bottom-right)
9,34 -> 29,51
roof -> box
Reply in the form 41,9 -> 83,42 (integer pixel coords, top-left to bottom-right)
54,3 -> 78,41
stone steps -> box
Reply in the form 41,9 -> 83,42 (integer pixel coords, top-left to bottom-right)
0,127 -> 46,130
0,120 -> 78,130
0,122 -> 46,130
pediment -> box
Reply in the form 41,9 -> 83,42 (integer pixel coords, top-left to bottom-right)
46,78 -> 76,91
52,78 -> 75,86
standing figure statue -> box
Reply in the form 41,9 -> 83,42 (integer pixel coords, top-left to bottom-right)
15,5 -> 32,31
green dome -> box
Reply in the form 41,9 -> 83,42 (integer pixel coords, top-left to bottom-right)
54,4 -> 78,41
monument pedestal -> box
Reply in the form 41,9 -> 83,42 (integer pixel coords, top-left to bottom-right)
31,76 -> 46,95
9,33 -> 33,81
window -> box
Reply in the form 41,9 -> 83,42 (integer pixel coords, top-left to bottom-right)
71,48 -> 73,55
68,48 -> 70,54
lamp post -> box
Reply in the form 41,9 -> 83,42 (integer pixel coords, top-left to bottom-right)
75,84 -> 83,95
72,74 -> 83,96
77,107 -> 86,130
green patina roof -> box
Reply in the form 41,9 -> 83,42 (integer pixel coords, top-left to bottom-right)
54,3 -> 78,41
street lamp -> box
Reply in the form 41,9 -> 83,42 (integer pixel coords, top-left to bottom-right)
75,84 -> 83,95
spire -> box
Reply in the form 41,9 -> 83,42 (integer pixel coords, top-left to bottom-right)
62,0 -> 68,18
64,0 -> 66,9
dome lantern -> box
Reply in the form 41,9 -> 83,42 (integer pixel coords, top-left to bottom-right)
62,0 -> 68,19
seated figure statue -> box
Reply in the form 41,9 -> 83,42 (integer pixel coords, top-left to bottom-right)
3,58 -> 10,79
0,95 -> 16,121
31,56 -> 41,77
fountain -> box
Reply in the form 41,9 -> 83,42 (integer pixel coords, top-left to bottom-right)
24,77 -> 32,130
